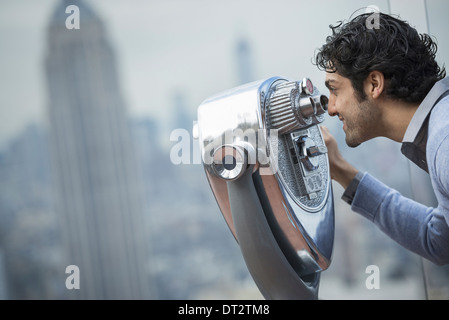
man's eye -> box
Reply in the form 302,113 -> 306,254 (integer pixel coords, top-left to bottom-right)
330,88 -> 338,96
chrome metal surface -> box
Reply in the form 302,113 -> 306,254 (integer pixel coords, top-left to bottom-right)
195,76 -> 334,299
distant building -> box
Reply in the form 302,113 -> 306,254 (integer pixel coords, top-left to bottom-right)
0,123 -> 61,299
45,0 -> 153,299
235,37 -> 254,85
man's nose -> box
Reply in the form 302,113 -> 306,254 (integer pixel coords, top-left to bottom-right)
327,96 -> 338,117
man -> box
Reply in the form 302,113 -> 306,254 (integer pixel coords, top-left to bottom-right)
314,12 -> 449,265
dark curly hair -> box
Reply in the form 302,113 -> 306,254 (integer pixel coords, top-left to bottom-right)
314,12 -> 446,103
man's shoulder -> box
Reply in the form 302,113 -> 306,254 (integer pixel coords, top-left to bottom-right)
428,98 -> 449,195
428,95 -> 449,144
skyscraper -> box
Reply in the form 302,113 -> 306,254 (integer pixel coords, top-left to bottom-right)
45,0 -> 153,299
235,37 -> 254,85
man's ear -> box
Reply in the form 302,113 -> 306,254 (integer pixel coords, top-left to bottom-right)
364,71 -> 385,99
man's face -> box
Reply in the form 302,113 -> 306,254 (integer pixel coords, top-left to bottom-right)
324,71 -> 381,147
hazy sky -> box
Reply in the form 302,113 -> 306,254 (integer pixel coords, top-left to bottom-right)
0,0 -> 447,150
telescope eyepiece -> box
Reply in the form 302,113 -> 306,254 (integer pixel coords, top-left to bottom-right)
268,78 -> 328,135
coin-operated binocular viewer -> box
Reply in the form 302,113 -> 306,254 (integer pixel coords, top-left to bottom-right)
194,77 -> 334,299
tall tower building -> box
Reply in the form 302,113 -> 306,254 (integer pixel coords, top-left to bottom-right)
235,37 -> 254,85
45,0 -> 153,299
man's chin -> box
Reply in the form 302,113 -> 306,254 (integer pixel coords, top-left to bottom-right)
345,137 -> 361,148
347,143 -> 361,148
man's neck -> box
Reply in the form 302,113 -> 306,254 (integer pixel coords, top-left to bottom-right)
380,99 -> 420,143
